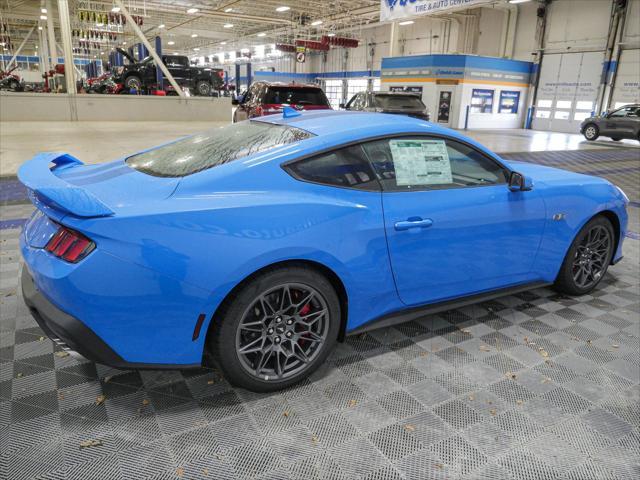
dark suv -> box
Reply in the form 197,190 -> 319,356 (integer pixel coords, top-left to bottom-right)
581,104 -> 640,142
112,49 -> 224,96
342,91 -> 430,121
232,82 -> 332,122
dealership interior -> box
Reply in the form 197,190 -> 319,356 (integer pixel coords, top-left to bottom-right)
1,0 -> 639,479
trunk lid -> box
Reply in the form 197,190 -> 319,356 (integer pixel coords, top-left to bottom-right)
18,152 -> 179,245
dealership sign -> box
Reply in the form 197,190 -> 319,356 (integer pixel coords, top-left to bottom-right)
381,0 -> 493,22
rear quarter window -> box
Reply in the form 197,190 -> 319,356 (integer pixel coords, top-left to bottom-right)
126,121 -> 313,177
264,87 -> 330,106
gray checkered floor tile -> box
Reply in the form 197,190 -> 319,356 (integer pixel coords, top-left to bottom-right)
1,148 -> 639,479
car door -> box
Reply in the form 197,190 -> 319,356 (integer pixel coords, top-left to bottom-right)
615,106 -> 640,138
163,56 -> 187,85
362,136 -> 547,306
235,84 -> 257,121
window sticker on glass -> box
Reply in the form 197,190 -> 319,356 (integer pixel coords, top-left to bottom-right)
389,139 -> 453,186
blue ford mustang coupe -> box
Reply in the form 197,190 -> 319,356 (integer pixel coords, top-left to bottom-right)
19,110 -> 628,391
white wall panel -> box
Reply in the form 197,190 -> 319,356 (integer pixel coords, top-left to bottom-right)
611,49 -> 640,108
545,0 -> 611,52
532,51 -> 604,132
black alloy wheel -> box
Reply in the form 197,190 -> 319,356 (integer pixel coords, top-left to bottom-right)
196,80 -> 211,96
555,216 -> 614,295
125,76 -> 142,91
211,266 -> 340,392
235,283 -> 329,381
571,224 -> 612,290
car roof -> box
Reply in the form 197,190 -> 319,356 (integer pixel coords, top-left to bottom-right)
255,81 -> 322,89
256,110 -> 457,142
371,91 -> 421,96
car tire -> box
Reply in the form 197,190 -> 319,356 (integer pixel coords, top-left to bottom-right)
9,79 -> 19,91
554,215 -> 615,296
210,266 -> 341,392
196,80 -> 211,96
583,123 -> 599,141
124,76 -> 142,91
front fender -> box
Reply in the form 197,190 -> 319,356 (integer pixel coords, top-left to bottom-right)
533,180 -> 628,281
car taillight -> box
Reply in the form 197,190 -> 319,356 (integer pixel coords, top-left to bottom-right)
45,226 -> 95,263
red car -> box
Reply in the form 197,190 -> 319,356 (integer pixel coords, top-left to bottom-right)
232,81 -> 332,122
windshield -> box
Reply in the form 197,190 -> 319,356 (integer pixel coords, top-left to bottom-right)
126,121 -> 314,177
264,87 -> 330,106
373,94 -> 425,110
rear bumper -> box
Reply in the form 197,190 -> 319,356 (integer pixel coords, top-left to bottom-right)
21,267 -> 200,370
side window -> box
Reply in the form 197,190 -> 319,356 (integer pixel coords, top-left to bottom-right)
609,108 -> 628,118
284,144 -> 379,191
362,137 -> 508,191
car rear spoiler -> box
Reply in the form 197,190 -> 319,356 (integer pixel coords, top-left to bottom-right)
17,152 -> 114,218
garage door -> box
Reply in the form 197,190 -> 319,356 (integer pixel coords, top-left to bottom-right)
610,49 -> 640,109
532,52 -> 604,133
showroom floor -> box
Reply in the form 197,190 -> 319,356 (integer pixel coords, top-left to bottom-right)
0,131 -> 639,480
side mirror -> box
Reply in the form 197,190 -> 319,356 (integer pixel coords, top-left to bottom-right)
339,103 -> 346,109
508,171 -> 533,192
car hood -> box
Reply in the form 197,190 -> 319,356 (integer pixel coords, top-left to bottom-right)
115,47 -> 136,64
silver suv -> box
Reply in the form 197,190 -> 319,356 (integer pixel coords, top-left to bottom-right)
581,104 -> 640,142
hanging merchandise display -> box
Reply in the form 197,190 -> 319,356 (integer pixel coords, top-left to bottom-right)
77,9 -> 143,26
72,29 -> 119,42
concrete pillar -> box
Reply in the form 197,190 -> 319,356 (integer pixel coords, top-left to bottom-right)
56,0 -> 76,95
45,0 -> 58,91
37,28 -> 46,76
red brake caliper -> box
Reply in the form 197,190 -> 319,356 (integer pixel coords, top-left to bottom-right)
299,303 -> 311,345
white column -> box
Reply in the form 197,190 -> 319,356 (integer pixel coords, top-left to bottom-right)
45,0 -> 57,65
388,22 -> 398,57
57,0 -> 76,95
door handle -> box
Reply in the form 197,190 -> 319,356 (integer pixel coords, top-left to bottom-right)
394,217 -> 433,231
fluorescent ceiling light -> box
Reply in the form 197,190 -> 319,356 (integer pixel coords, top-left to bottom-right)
311,20 -> 323,26
40,15 -> 47,20
193,48 -> 200,51
111,7 -> 120,12
223,23 -> 234,28
276,6 -> 290,12
225,8 -> 233,12
220,41 -> 227,45
38,26 -> 43,30
191,33 -> 198,37
327,33 -> 336,37
41,8 -> 47,14
100,51 -> 104,54
122,41 -> 127,45
187,8 -> 199,14
96,23 -> 104,27
508,0 -> 531,3
158,24 -> 165,29
257,32 -> 266,37
168,40 -> 175,45
399,20 -> 414,26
